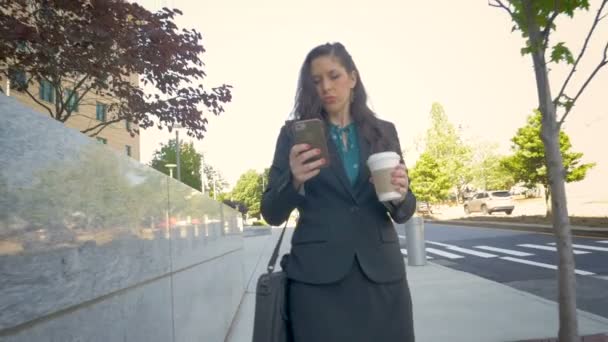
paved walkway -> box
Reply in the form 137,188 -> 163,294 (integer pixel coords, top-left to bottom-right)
226,228 -> 608,342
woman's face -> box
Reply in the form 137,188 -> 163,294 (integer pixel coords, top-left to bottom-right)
310,55 -> 357,117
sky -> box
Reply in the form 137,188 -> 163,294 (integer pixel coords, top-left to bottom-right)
136,0 -> 607,201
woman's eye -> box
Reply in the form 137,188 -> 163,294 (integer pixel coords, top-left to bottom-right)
330,74 -> 340,80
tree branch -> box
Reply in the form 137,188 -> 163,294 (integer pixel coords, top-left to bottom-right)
558,41 -> 608,127
72,75 -> 93,105
542,1 -> 560,48
21,84 -> 54,118
489,0 -> 514,17
554,0 -> 608,107
58,74 -> 92,122
81,117 -> 123,136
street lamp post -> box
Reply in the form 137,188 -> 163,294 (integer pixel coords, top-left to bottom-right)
175,129 -> 181,182
165,163 -> 177,179
200,155 -> 206,195
164,163 -> 177,236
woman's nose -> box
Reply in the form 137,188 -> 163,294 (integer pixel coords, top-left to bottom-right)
320,78 -> 332,92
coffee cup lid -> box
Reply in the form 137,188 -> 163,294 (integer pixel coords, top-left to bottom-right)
367,151 -> 400,165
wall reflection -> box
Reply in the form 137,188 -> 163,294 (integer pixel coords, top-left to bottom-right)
1,148 -> 171,256
0,95 -> 244,332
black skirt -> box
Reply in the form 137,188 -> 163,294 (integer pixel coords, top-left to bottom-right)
287,258 -> 415,342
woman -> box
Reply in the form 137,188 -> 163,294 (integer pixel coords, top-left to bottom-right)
260,42 -> 417,342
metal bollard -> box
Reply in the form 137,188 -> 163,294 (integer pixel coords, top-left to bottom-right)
404,216 -> 426,266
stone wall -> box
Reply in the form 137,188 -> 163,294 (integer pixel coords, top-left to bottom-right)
0,94 -> 245,342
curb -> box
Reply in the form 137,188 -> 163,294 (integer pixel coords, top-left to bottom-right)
426,219 -> 608,238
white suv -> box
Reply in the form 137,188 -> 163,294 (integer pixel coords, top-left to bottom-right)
464,191 -> 515,215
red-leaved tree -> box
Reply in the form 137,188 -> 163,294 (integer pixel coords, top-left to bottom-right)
0,0 -> 232,138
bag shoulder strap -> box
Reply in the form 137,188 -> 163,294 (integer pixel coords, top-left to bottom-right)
267,217 -> 289,273
266,118 -> 295,274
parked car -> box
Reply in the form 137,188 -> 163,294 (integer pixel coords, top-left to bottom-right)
464,190 -> 514,215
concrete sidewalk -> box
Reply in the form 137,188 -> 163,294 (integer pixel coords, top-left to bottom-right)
226,228 -> 608,342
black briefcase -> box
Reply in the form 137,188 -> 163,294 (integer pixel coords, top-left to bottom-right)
252,219 -> 292,342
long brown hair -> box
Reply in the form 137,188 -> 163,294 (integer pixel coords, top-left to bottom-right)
290,42 -> 391,153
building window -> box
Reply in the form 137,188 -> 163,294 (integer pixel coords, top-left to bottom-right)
39,79 -> 54,103
96,137 -> 107,145
125,145 -> 132,157
96,103 -> 107,122
125,119 -> 131,131
64,89 -> 78,112
8,68 -> 27,91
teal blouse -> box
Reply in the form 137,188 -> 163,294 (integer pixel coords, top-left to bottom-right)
329,122 -> 360,186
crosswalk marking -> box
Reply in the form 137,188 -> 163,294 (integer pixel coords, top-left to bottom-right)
599,240 -> 608,244
427,240 -> 497,258
400,248 -> 433,260
500,257 -> 596,276
474,246 -> 534,257
548,243 -> 608,252
517,244 -> 590,254
426,248 -> 465,259
426,241 -> 452,248
446,246 -> 497,258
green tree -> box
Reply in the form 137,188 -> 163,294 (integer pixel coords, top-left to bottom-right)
0,0 -> 231,138
470,142 -> 515,191
409,152 -> 452,203
502,111 -> 595,213
503,111 -> 595,211
204,165 -> 229,200
479,155 -> 515,191
230,170 -> 264,219
423,102 -> 473,202
490,1 -> 607,338
149,139 -> 227,198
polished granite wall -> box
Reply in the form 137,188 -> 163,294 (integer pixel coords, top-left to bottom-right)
0,94 -> 245,341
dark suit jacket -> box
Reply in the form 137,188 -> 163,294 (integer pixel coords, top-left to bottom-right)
261,118 -> 417,285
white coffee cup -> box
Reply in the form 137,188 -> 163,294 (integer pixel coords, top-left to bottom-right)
366,151 -> 402,202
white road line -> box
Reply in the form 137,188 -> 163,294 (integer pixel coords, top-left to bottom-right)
500,257 -> 595,276
548,243 -> 608,252
474,246 -> 534,257
446,246 -> 497,258
400,248 -> 433,259
517,244 -> 590,255
425,248 -> 464,259
426,241 -> 452,247
599,240 -> 608,244
427,240 -> 496,258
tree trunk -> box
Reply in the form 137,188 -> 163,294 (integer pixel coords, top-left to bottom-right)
523,1 -> 580,341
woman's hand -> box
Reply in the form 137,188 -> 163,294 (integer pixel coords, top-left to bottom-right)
390,163 -> 409,204
290,144 -> 326,190
368,162 -> 410,204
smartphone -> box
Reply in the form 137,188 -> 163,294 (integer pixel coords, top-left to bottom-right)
292,118 -> 330,167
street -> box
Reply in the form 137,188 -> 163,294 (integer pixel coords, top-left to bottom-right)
400,223 -> 608,319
